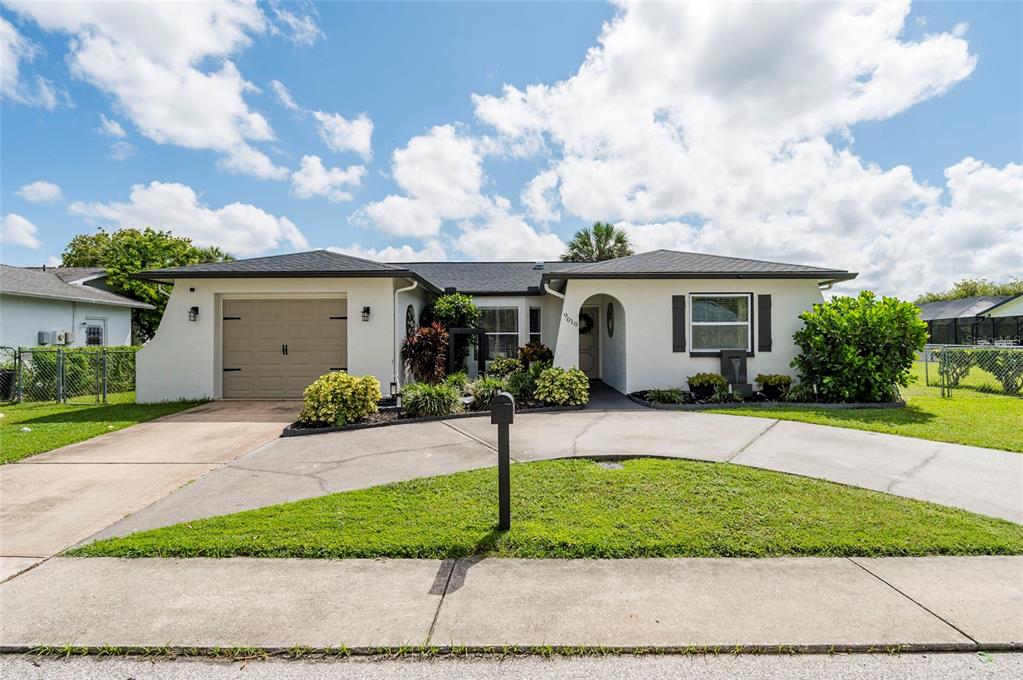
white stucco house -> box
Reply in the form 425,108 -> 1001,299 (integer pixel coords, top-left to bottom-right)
133,249 -> 856,403
0,265 -> 152,348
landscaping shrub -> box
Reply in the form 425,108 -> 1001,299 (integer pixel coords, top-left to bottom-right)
299,373 -> 381,427
402,322 -> 448,384
935,347 -> 973,388
487,355 -> 523,378
401,382 -> 464,418
467,376 -> 507,411
442,370 -> 469,394
534,366 -> 589,406
505,370 -> 535,403
687,372 -> 726,400
646,387 -> 685,404
518,341 -> 553,366
791,291 -> 927,403
755,373 -> 792,400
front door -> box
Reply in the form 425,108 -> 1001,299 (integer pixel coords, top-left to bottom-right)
578,305 -> 600,378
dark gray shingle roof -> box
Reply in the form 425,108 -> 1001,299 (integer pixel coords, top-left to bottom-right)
547,249 -> 855,281
401,262 -> 549,295
24,267 -> 106,284
1,265 -> 152,308
139,250 -> 408,279
917,295 -> 1012,321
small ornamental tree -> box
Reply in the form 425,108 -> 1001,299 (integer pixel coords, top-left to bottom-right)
402,322 -> 449,384
422,293 -> 481,371
791,291 -> 928,403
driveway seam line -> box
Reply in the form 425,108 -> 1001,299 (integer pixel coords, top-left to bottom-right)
425,558 -> 458,646
440,420 -> 498,453
724,419 -> 780,463
0,555 -> 53,585
845,557 -> 979,646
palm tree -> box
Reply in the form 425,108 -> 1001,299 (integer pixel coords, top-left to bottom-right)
194,245 -> 235,263
560,222 -> 634,262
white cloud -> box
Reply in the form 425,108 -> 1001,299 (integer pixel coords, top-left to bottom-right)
313,110 -> 374,160
6,1 -> 287,179
0,16 -> 58,108
328,240 -> 447,263
109,140 -> 136,160
455,204 -> 565,261
68,181 -> 308,256
460,1 -> 1010,295
291,155 -> 365,202
269,0 -> 323,46
352,195 -> 444,238
521,169 -> 561,223
16,180 -> 63,203
1,213 -> 42,248
97,113 -> 127,138
268,79 -> 299,111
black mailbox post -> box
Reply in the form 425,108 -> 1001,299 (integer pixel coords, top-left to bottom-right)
491,391 -> 515,531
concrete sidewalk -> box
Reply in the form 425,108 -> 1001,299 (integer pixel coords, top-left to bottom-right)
0,401 -> 299,576
91,410 -> 1023,543
1,556 -> 1020,652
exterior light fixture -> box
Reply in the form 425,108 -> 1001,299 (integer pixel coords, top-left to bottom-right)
389,381 -> 397,400
188,306 -> 199,322
361,306 -> 371,321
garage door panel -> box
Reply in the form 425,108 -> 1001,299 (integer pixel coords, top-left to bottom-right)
222,297 -> 348,399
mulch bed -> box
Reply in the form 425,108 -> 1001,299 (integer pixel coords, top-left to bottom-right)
628,391 -> 905,411
282,403 -> 585,437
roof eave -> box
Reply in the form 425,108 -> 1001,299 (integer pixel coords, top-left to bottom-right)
0,289 -> 153,309
133,270 -> 443,294
978,292 -> 1023,317
542,271 -> 857,283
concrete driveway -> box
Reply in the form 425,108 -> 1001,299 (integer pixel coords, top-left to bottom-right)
0,401 -> 299,578
89,410 -> 1022,544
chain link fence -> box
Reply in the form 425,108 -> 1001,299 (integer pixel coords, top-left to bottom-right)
922,344 -> 1023,398
0,346 -> 138,404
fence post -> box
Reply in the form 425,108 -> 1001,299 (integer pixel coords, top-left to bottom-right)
56,347 -> 64,403
15,349 -> 23,403
102,349 -> 108,404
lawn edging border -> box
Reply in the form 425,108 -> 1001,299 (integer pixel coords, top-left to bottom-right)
282,404 -> 585,437
627,394 -> 906,412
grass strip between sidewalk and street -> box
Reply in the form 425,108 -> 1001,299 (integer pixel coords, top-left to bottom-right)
708,364 -> 1023,453
69,457 -> 1023,560
0,397 -> 206,464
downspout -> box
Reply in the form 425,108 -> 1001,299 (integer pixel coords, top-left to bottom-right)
156,284 -> 172,297
393,279 -> 419,388
543,282 -> 565,299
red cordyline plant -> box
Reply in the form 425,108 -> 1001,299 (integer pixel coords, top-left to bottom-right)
402,322 -> 449,384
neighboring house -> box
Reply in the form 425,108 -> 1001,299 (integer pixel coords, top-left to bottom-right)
0,265 -> 152,348
133,249 -> 855,402
917,295 -> 1023,345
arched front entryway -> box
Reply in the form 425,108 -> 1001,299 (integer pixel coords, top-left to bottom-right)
577,293 -> 626,394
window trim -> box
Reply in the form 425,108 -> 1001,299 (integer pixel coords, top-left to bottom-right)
84,317 -> 107,347
688,292 -> 755,358
479,306 -> 520,359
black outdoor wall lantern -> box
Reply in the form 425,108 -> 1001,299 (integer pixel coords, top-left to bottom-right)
188,306 -> 199,322
361,306 -> 371,321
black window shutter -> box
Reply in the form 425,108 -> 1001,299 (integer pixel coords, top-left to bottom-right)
672,295 -> 686,352
757,294 -> 772,351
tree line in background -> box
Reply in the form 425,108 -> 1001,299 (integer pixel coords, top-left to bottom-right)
59,228 -> 234,341
915,278 -> 1023,305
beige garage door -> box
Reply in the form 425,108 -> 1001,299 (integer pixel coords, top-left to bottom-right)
222,298 -> 347,399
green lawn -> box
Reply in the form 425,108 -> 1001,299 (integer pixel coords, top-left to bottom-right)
710,363 -> 1023,453
0,397 -> 205,464
69,458 -> 1023,560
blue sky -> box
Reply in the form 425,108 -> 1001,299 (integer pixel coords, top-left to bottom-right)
1,1 -> 1020,297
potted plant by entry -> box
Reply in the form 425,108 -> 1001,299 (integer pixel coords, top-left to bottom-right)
687,372 -> 727,400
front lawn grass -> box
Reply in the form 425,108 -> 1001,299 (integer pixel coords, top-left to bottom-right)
0,397 -> 205,464
69,458 -> 1023,559
710,363 -> 1023,453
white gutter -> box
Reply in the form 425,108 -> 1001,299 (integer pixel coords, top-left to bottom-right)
156,284 -> 172,297
543,282 -> 565,299
393,279 -> 419,389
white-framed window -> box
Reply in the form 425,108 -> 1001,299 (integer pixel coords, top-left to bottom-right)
84,317 -> 106,346
480,307 -> 519,359
528,306 -> 541,345
690,294 -> 751,352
